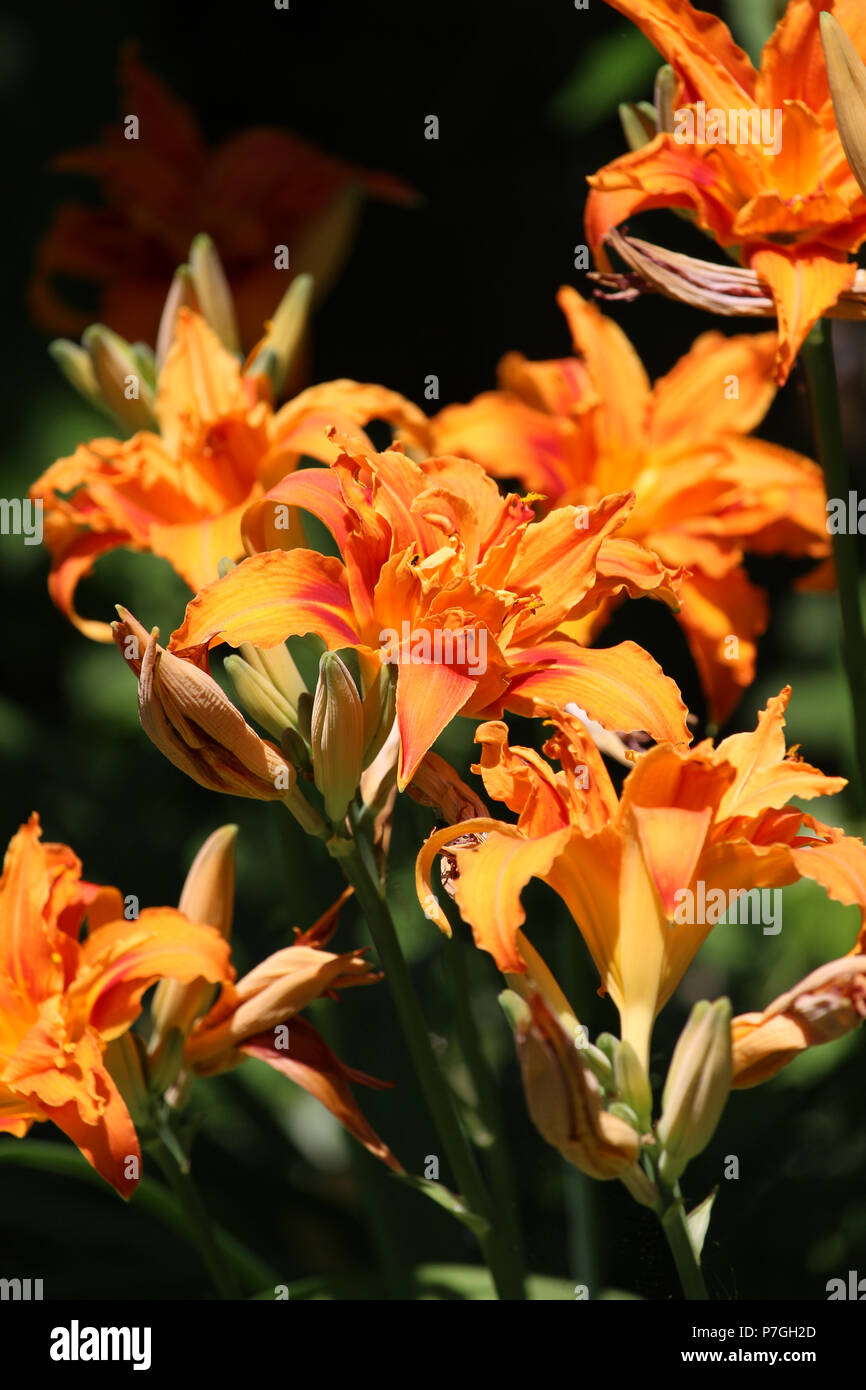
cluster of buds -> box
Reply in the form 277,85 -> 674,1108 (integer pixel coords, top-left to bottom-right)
114,595 -> 399,842
49,233 -> 314,430
226,638 -> 397,837
499,965 -> 735,1212
498,973 -> 648,1188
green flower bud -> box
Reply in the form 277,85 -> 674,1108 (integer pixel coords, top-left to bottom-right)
81,324 -> 158,430
311,652 -> 364,823
657,998 -> 732,1185
614,1038 -> 653,1132
189,233 -> 240,353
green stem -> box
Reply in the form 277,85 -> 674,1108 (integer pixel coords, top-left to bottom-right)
557,928 -> 598,1294
330,812 -> 523,1299
657,1183 -> 708,1301
802,320 -> 866,805
148,1136 -> 242,1299
444,930 -> 528,1297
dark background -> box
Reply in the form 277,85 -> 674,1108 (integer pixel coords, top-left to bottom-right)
1,0 -> 864,1300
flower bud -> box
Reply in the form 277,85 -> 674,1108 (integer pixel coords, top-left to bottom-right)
81,324 -> 158,430
225,644 -> 303,745
112,608 -> 297,802
48,339 -> 109,417
361,662 -> 397,769
618,101 -> 658,152
653,64 -> 677,134
657,998 -> 732,1185
244,273 -> 314,397
311,652 -> 364,823
150,825 -> 238,1052
821,13 -> 866,200
156,264 -> 200,370
189,233 -> 240,353
499,985 -> 640,1181
614,1039 -> 653,1132
732,956 -> 866,1088
185,943 -> 379,1074
104,1033 -> 152,1131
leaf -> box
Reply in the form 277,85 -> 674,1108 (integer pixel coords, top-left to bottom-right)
398,1174 -> 491,1238
0,1139 -> 276,1293
547,28 -> 659,132
686,1186 -> 718,1261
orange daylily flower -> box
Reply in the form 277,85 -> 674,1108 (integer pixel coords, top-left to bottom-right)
0,814 -> 232,1197
30,306 -> 426,640
166,440 -> 691,788
425,288 -> 830,724
416,688 -> 866,1070
586,0 -> 866,381
31,45 -> 415,345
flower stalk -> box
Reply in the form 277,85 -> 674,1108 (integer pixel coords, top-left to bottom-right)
801,319 -> 866,805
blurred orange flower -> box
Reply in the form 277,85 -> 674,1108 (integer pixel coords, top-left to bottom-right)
31,45 -> 415,345
0,814 -> 232,1197
586,0 -> 866,381
426,288 -> 830,724
167,440 -> 691,787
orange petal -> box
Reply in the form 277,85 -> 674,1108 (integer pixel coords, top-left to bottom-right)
46,530 -> 130,643
169,549 -> 359,652
649,331 -> 778,445
585,139 -> 737,263
2,1009 -> 141,1197
631,804 -> 713,918
429,394 -> 577,498
156,310 -> 251,454
791,830 -> 866,921
395,655 -> 477,789
0,815 -> 70,1014
503,639 -> 691,745
715,688 -> 846,820
416,822 -> 572,973
242,466 -> 350,556
745,246 -> 856,383
68,908 -> 233,1039
241,1017 -> 402,1172
149,499 -> 254,593
472,721 -> 571,834
605,0 -> 756,107
555,288 -> 650,458
506,493 -> 634,643
674,567 -> 768,727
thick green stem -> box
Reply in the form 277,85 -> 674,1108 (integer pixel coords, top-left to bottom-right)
148,1136 -> 242,1299
331,813 -> 524,1299
802,321 -> 866,805
657,1182 -> 708,1301
444,931 -> 528,1297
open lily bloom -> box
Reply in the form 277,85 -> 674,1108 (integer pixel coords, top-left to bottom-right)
425,289 -> 829,724
167,440 -> 691,788
416,688 -> 866,1072
586,0 -> 866,381
31,45 -> 415,344
0,815 -> 232,1197
30,306 -> 425,640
